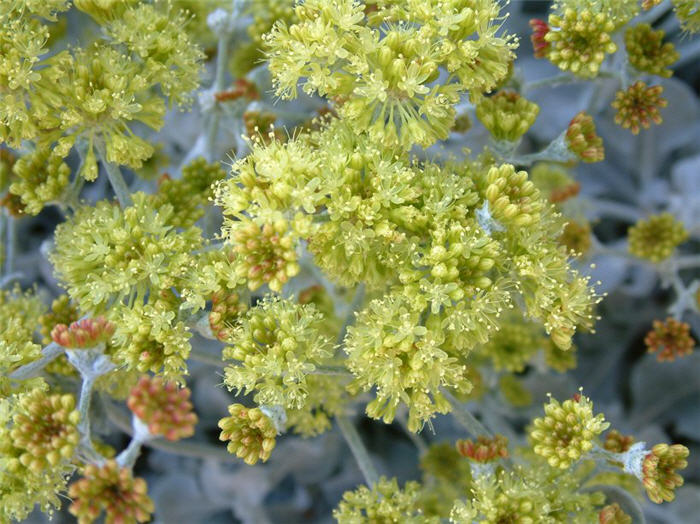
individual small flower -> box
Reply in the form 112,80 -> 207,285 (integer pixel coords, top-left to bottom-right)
530,392 -> 609,469
559,220 -> 592,258
333,477 -> 432,523
604,430 -> 635,454
625,24 -> 679,78
599,503 -> 632,524
644,318 -> 695,361
456,435 -> 509,463
565,112 -> 605,162
530,19 -> 550,58
68,460 -> 154,524
208,291 -> 248,342
544,8 -> 617,77
641,443 -> 689,503
231,218 -> 300,292
127,376 -> 198,441
628,213 -> 688,263
218,403 -> 277,465
9,389 -> 80,473
51,317 -> 115,349
476,91 -> 540,142
612,82 -> 667,135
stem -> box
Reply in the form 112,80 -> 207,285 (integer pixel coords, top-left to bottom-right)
189,347 -> 226,368
204,35 -> 232,161
336,414 -> 379,486
675,254 -> 700,270
9,342 -> 63,380
442,389 -> 492,438
117,435 -> 144,469
77,376 -> 96,444
521,73 -> 575,94
95,140 -> 132,208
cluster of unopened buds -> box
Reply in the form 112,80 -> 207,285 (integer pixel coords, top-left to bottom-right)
456,435 -> 509,463
644,318 -> 695,361
51,317 -> 115,349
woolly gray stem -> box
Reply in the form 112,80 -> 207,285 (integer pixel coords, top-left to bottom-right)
9,342 -> 63,380
77,375 -> 96,444
336,414 -> 379,486
204,35 -> 232,161
95,141 -> 132,208
442,389 -> 492,438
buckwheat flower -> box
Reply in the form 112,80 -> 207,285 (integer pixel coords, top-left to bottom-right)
673,0 -> 700,33
9,389 -> 80,473
559,220 -> 592,258
68,460 -> 154,524
604,430 -> 635,454
51,317 -> 115,349
530,19 -> 551,58
127,376 -> 198,441
0,287 -> 45,373
612,82 -> 667,135
628,213 -> 688,263
531,393 -> 609,469
642,443 -> 689,503
480,318 -> 543,372
9,145 -> 70,215
625,24 -> 679,78
565,111 -> 605,163
151,157 -> 226,228
51,192 -> 202,311
599,503 -> 632,524
218,403 -> 277,465
230,217 -> 301,292
476,91 -> 540,142
333,477 -> 434,523
208,290 -> 248,343
545,7 -> 617,78
456,435 -> 509,463
644,318 -> 695,361
478,164 -> 544,227
222,296 -> 333,410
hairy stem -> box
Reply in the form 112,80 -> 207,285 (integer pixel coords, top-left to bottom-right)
336,414 -> 379,486
9,342 -> 63,380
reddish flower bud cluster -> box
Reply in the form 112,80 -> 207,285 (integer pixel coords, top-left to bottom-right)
456,435 -> 509,463
214,78 -> 259,102
209,291 -> 247,342
549,181 -> 580,203
599,503 -> 632,524
127,376 -> 198,441
644,318 -> 695,362
51,317 -> 115,348
68,460 -> 154,524
612,82 -> 667,135
642,443 -> 689,504
565,112 -> 604,163
530,19 -> 551,58
603,430 -> 635,454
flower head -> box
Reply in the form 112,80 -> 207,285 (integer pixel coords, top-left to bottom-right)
612,81 -> 667,135
642,443 -> 689,503
456,435 -> 509,463
208,290 -> 248,342
644,318 -> 695,361
565,112 -> 605,163
530,393 -> 609,468
476,91 -> 540,142
604,430 -> 635,454
628,213 -> 687,263
127,376 -> 198,441
599,503 -> 632,524
68,460 -> 154,524
51,317 -> 115,349
625,24 -> 679,78
218,403 -> 277,465
9,389 -> 80,473
559,220 -> 592,258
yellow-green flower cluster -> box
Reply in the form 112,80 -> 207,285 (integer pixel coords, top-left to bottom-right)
0,384 -> 72,522
8,389 -> 80,473
333,477 -> 436,524
673,0 -> 700,33
265,0 -> 515,148
0,287 -> 44,377
628,213 -> 688,263
9,145 -> 70,215
218,403 -> 277,465
52,192 -> 202,311
478,316 -> 544,372
476,91 -> 540,142
625,24 -> 679,78
530,393 -> 609,469
544,5 -> 618,78
68,459 -> 154,524
222,296 -> 334,409
151,157 -> 227,229
560,220 -> 592,258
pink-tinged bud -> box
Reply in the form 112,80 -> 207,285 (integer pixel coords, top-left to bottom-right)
51,317 -> 115,349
